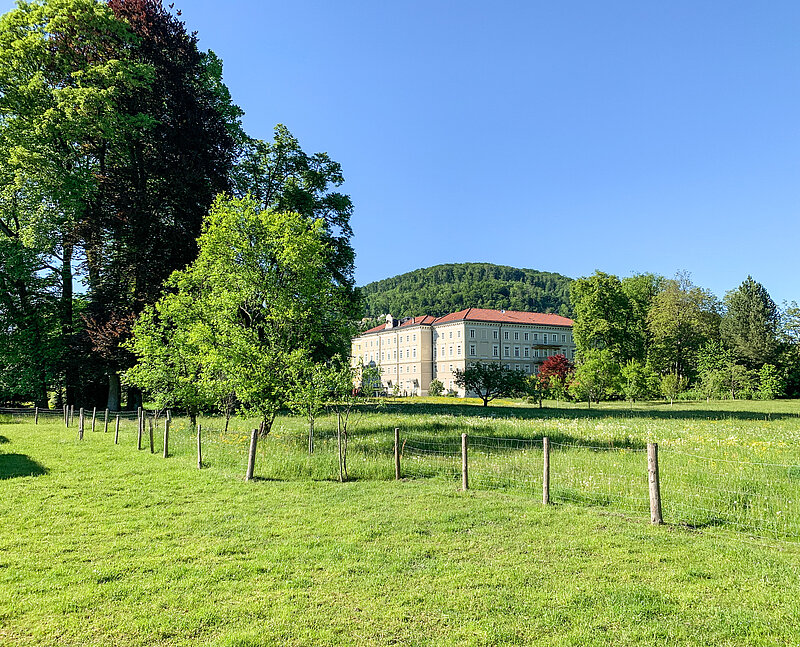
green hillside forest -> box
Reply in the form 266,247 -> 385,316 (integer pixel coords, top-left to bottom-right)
359,263 -> 573,319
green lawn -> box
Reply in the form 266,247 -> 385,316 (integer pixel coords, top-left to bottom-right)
1,402 -> 800,645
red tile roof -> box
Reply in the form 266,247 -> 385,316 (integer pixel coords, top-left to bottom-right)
434,308 -> 574,327
358,309 -> 573,335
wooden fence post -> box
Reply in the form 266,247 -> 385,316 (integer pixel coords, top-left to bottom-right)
337,412 -> 343,483
149,418 -> 154,454
78,408 -> 84,440
114,415 -> 120,445
394,427 -> 401,480
70,405 -> 74,426
34,407 -> 39,425
103,409 -> 109,433
648,442 -> 663,525
63,405 -> 68,428
197,424 -> 202,469
163,418 -> 170,458
542,436 -> 550,505
91,407 -> 96,433
137,412 -> 142,450
245,428 -> 258,481
461,433 -> 469,491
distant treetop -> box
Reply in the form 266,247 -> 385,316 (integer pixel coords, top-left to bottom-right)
359,263 -> 572,320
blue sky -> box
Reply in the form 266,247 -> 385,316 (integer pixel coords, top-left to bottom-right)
6,1 -> 799,304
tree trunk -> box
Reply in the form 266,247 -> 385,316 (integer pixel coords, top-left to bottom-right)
61,242 -> 76,405
107,372 -> 121,411
126,386 -> 143,411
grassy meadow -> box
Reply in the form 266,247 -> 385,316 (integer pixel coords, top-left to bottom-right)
1,399 -> 800,645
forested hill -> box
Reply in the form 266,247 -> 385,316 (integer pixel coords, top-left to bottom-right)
359,263 -> 573,319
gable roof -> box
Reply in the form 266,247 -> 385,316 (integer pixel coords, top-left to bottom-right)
358,308 -> 573,336
433,308 -> 574,327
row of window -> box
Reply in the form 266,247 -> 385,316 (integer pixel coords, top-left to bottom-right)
466,328 -> 569,343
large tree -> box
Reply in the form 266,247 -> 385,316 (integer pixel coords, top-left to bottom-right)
647,273 -> 720,379
720,276 -> 779,369
453,362 -> 526,407
570,271 -> 638,362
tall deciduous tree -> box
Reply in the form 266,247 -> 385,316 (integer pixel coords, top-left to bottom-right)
647,272 -> 720,379
720,276 -> 779,369
570,271 -> 638,362
232,125 -> 358,358
453,362 -> 526,406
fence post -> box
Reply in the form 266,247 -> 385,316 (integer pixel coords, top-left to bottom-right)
542,436 -> 550,505
70,405 -> 74,426
461,433 -> 469,491
337,412 -> 343,483
163,418 -> 170,458
149,418 -> 154,453
245,428 -> 258,481
34,407 -> 39,425
78,408 -> 84,440
114,415 -> 120,445
103,409 -> 109,433
137,412 -> 143,450
63,404 -> 68,428
91,407 -> 96,433
394,427 -> 401,480
197,424 -> 202,469
648,442 -> 663,525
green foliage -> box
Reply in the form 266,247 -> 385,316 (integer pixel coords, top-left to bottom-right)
127,196 -> 354,428
453,362 -> 527,406
757,364 -> 784,400
647,272 -> 720,379
570,271 -> 638,362
620,359 -> 655,402
569,349 -> 622,404
720,276 -> 779,369
360,263 -> 572,318
427,379 -> 444,397
659,373 -> 686,405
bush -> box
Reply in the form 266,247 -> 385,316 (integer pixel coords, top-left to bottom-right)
428,379 -> 444,397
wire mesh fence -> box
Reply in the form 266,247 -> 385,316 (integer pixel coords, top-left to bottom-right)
3,408 -> 800,542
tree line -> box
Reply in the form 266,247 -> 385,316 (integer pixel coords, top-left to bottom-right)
565,271 -> 798,402
0,0 -> 358,411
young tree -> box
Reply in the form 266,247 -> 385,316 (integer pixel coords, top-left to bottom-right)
569,349 -> 622,405
538,354 -> 574,388
659,373 -> 686,405
428,379 -> 444,396
620,359 -> 654,403
757,364 -> 784,400
453,362 -> 527,407
720,276 -> 779,369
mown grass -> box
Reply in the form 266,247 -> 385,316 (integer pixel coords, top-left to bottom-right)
1,401 -> 800,645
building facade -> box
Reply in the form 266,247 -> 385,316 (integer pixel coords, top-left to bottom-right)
351,308 -> 576,396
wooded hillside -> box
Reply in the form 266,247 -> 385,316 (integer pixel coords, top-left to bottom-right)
360,263 -> 573,318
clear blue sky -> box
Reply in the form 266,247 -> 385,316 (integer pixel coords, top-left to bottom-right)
7,1 -> 800,304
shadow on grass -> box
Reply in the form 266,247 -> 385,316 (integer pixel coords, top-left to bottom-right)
349,400 -> 800,422
0,436 -> 9,444
0,453 -> 47,479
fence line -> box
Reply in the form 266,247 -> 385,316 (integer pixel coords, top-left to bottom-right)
3,407 -> 799,542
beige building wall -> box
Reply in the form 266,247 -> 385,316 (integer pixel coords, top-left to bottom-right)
352,311 -> 577,398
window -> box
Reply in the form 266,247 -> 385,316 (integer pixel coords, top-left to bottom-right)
449,331 -> 453,339
524,347 -> 529,358
469,344 -> 476,356
449,364 -> 453,372
413,334 -> 416,341
524,364 -> 530,373
504,331 -> 509,340
449,346 -> 453,357
457,330 -> 461,338
504,346 -> 510,357
543,334 -> 548,343
412,348 -> 416,358
562,334 -> 566,342
493,330 -> 499,340
524,332 -> 529,341
399,350 -> 403,359
393,350 -> 397,359
470,329 -> 475,339
457,345 -> 461,356
514,346 -> 520,357
493,345 -> 499,357
533,333 -> 538,341
406,335 -> 410,342
381,352 -> 384,360
441,346 -> 445,356
514,332 -> 519,341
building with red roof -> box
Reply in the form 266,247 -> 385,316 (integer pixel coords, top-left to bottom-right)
351,308 -> 575,396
